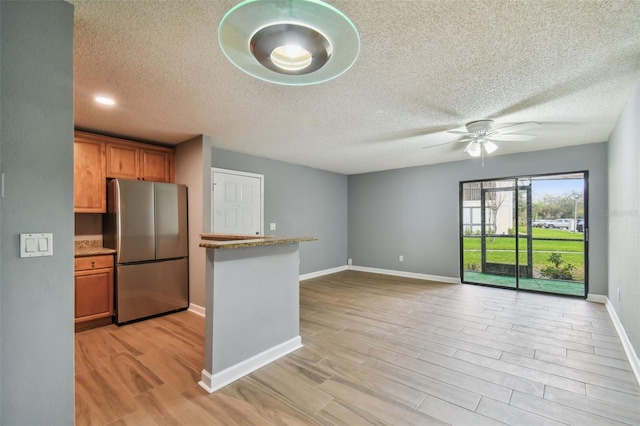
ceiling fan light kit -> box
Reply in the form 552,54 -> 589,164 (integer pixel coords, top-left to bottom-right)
483,140 -> 498,154
465,140 -> 482,157
464,139 -> 497,157
218,0 -> 360,85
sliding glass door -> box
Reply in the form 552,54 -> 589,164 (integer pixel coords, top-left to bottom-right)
460,172 -> 587,297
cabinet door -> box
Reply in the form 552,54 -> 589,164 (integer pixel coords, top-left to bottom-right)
106,143 -> 139,179
74,268 -> 114,323
74,137 -> 106,213
140,149 -> 171,182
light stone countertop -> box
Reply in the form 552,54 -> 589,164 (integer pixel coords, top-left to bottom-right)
74,240 -> 116,258
199,234 -> 317,249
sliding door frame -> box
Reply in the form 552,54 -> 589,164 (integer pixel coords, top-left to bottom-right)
459,170 -> 589,298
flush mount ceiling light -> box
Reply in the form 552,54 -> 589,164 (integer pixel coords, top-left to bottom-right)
218,0 -> 360,85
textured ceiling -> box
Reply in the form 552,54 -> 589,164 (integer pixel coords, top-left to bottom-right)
73,0 -> 640,175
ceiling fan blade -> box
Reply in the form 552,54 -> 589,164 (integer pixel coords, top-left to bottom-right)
421,140 -> 457,150
492,122 -> 539,134
364,125 -> 454,144
456,136 -> 476,143
487,134 -> 536,141
446,130 -> 472,135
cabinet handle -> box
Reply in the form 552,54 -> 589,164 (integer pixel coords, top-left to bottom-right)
91,261 -> 95,267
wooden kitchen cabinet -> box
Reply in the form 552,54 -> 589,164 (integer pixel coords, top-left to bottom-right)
74,133 -> 106,213
74,255 -> 114,331
106,141 -> 174,182
140,148 -> 172,182
106,142 -> 139,180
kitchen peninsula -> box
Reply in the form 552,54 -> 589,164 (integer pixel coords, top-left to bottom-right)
198,234 -> 316,393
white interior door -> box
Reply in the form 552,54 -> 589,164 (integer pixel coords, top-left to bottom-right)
212,168 -> 264,236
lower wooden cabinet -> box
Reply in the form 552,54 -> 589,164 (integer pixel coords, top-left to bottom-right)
75,255 -> 114,331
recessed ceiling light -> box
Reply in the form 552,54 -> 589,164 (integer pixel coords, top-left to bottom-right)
95,96 -> 115,106
219,0 -> 360,86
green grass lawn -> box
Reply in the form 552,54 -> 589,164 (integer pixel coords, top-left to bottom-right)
529,228 -> 583,240
463,238 -> 583,252
462,228 -> 585,281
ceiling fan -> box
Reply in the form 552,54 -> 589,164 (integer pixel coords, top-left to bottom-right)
422,119 -> 540,165
448,119 -> 539,156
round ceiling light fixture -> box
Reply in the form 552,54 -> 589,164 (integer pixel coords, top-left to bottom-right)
219,0 -> 360,85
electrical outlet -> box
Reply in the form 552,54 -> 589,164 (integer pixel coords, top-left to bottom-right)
399,255 -> 404,262
269,223 -> 276,231
347,258 -> 352,266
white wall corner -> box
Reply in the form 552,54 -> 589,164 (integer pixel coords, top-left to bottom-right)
198,336 -> 302,394
299,265 -> 349,281
605,297 -> 640,386
188,303 -> 206,317
586,294 -> 607,303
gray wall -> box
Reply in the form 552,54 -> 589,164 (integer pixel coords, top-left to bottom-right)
175,135 -> 212,308
206,243 -> 300,374
0,2 -> 75,424
212,148 -> 348,274
349,142 -> 608,295
608,82 -> 640,354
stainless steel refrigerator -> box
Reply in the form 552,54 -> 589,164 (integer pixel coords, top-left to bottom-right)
104,179 -> 189,325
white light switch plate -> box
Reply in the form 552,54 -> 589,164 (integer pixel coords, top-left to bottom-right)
20,233 -> 53,258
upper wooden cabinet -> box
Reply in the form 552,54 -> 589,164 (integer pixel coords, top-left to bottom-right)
74,133 -> 106,213
106,143 -> 139,180
74,131 -> 176,212
140,148 -> 172,182
106,141 -> 174,183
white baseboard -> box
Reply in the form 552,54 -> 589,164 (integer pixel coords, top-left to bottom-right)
299,265 -> 349,281
188,303 -> 206,317
349,265 -> 460,284
605,298 -> 640,386
586,294 -> 607,303
300,264 -> 459,284
198,336 -> 302,394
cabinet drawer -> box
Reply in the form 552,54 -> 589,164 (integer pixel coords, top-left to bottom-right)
75,255 -> 114,271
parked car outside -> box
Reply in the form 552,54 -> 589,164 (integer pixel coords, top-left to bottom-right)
577,219 -> 584,232
547,218 -> 571,229
532,220 -> 551,228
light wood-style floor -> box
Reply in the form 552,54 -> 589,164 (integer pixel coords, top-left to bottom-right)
75,270 -> 640,425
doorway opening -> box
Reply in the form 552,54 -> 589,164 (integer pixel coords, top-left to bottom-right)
460,172 -> 587,297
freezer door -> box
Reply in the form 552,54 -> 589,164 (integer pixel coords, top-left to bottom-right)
115,258 -> 188,324
155,182 -> 188,260
115,179 -> 156,263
